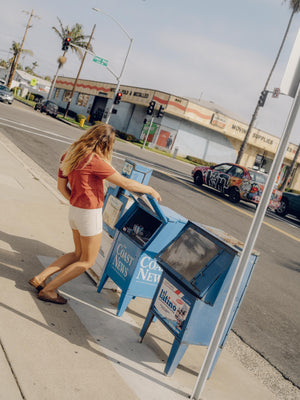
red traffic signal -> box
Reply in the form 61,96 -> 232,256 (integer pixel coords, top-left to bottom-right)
62,37 -> 71,51
147,100 -> 156,115
114,92 -> 122,104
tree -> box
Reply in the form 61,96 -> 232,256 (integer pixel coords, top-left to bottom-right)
47,17 -> 93,100
0,59 -> 9,68
236,0 -> 300,164
32,61 -> 38,71
7,41 -> 33,87
24,61 -> 38,75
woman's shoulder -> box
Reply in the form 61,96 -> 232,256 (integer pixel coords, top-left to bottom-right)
92,153 -> 116,172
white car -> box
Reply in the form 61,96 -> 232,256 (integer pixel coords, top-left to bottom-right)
0,84 -> 13,104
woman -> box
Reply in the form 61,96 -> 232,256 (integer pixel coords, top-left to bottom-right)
29,123 -> 161,304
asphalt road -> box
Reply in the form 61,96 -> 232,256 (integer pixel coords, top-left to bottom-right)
0,101 -> 299,387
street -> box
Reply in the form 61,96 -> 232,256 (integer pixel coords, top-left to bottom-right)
0,101 -> 299,388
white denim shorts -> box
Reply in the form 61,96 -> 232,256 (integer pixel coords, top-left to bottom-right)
69,205 -> 103,237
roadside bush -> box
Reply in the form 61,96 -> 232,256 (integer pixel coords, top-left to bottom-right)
115,131 -> 138,142
93,120 -> 103,125
76,114 -> 86,122
186,156 -> 214,166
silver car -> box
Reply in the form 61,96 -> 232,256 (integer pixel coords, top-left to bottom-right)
0,84 -> 13,104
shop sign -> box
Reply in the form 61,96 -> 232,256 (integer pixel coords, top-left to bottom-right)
210,113 -> 227,129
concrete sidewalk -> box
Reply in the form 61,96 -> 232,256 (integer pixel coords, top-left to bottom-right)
0,130 -> 298,400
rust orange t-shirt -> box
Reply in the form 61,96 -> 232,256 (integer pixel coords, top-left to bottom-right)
58,153 -> 116,209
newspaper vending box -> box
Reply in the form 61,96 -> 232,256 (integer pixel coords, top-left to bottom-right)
139,221 -> 259,376
97,194 -> 188,316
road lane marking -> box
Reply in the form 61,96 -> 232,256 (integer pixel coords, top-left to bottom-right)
0,121 -> 73,144
0,116 -> 74,141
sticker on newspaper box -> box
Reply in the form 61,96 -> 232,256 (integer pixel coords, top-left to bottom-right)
154,278 -> 191,333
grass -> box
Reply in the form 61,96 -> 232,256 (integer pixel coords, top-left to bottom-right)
14,95 -> 36,107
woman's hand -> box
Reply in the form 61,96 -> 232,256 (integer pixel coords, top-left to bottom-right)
148,187 -> 162,202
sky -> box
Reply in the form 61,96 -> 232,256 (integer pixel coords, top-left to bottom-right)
0,0 -> 300,145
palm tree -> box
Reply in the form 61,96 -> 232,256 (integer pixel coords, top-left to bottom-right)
7,41 -> 33,87
236,0 -> 300,164
47,18 -> 93,100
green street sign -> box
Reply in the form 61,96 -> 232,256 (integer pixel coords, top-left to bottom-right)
92,56 -> 108,67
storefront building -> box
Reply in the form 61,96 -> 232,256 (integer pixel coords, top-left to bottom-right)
52,76 -> 300,191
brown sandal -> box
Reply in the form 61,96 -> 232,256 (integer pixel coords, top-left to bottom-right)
38,292 -> 67,304
28,277 -> 45,292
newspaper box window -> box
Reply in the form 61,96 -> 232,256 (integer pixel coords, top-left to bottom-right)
139,221 -> 259,376
97,194 -> 188,316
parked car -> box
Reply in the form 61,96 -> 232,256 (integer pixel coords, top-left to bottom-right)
275,192 -> 300,219
0,84 -> 14,104
192,162 -> 282,210
34,100 -> 58,117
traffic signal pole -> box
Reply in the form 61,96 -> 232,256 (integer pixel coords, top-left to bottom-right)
63,24 -> 96,118
103,36 -> 133,124
142,116 -> 154,150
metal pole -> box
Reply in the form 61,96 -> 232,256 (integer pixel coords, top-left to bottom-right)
47,63 -> 61,100
142,116 -> 154,150
63,24 -> 96,118
190,82 -> 300,400
92,8 -> 133,125
104,37 -> 133,124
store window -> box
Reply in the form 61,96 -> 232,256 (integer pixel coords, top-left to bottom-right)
54,88 -> 60,99
76,93 -> 89,107
63,90 -> 72,102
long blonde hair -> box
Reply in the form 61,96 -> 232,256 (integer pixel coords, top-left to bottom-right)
60,123 -> 115,176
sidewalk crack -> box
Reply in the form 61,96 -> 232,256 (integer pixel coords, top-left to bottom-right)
0,338 -> 26,399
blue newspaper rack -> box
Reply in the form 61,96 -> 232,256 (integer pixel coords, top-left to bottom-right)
139,221 -> 259,376
97,194 -> 188,316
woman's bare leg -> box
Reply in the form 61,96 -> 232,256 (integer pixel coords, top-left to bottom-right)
39,233 -> 102,300
32,230 -> 82,285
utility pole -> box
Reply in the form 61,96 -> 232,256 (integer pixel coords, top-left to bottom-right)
63,24 -> 96,118
7,10 -> 39,89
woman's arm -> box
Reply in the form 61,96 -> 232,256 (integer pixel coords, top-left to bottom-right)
106,172 -> 162,202
57,177 -> 71,201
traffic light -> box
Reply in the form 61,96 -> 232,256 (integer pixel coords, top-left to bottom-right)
147,100 -> 156,115
258,90 -> 268,107
62,37 -> 71,51
114,92 -> 122,104
157,105 -> 164,118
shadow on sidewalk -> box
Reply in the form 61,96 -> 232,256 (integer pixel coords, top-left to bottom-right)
0,229 -> 191,397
